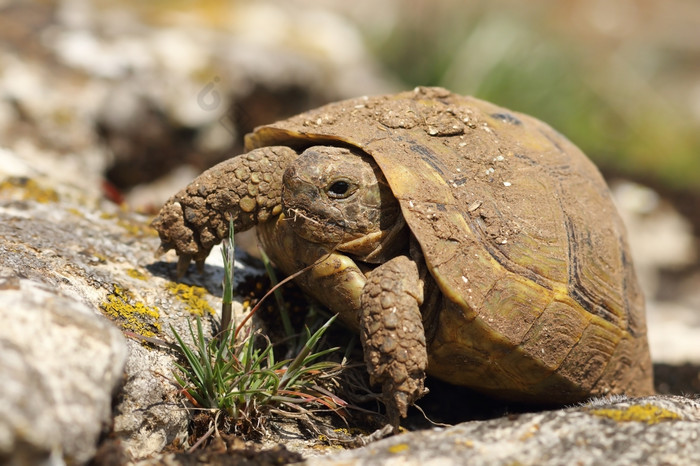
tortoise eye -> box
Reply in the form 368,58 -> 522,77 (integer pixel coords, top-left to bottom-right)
327,179 -> 356,199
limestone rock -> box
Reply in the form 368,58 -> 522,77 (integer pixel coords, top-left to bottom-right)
307,395 -> 700,466
0,148 -> 248,462
0,281 -> 127,465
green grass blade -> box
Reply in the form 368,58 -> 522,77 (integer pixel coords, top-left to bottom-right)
259,247 -> 294,338
280,315 -> 337,389
220,219 -> 235,335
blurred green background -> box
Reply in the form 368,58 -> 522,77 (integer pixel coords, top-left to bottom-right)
336,0 -> 700,191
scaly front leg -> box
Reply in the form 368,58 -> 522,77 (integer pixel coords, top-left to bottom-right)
361,255 -> 428,431
151,146 -> 298,276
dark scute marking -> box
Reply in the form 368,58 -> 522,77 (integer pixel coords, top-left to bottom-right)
563,214 -> 622,329
570,287 -> 620,325
538,128 -> 567,156
453,176 -> 467,186
514,153 -> 572,179
490,112 -> 522,125
435,203 -> 447,212
484,240 -> 552,291
468,214 -> 552,291
513,153 -> 538,166
619,237 -> 640,337
409,143 -> 446,176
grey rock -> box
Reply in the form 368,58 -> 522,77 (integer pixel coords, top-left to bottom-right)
0,281 -> 127,465
0,0 -> 394,207
307,395 -> 700,466
0,145 -> 258,462
114,341 -> 190,460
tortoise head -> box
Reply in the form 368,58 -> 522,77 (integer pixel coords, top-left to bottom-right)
281,146 -> 407,263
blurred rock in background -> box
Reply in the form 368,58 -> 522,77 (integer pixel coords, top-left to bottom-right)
0,0 -> 396,210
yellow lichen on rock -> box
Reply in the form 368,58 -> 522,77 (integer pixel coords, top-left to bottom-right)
99,211 -> 159,237
589,403 -> 681,425
166,282 -> 215,316
0,177 -> 59,203
117,217 -> 159,237
101,285 -> 161,337
388,443 -> 410,454
127,268 -> 148,280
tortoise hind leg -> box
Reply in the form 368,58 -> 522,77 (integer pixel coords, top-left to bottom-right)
361,255 -> 428,431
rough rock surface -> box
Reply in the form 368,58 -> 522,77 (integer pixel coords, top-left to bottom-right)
0,281 -> 127,465
306,395 -> 700,466
0,148 -> 243,462
0,0 -> 394,209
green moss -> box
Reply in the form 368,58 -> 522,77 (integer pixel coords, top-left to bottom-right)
0,177 -> 59,203
589,404 -> 681,425
101,284 -> 161,337
166,282 -> 215,316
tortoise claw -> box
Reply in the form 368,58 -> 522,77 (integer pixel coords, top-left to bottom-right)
176,254 -> 193,279
155,243 -> 172,258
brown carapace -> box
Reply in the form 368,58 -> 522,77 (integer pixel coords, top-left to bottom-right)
152,87 -> 654,430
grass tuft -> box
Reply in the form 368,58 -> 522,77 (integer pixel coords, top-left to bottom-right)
170,219 -> 346,439
171,314 -> 344,436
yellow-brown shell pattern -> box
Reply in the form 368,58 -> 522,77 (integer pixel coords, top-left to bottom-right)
246,87 -> 653,401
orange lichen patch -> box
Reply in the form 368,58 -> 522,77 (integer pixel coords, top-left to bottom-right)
101,284 -> 161,337
589,404 -> 681,425
166,282 -> 215,316
0,177 -> 59,203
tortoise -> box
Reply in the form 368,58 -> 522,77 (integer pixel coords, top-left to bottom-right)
152,86 -> 654,429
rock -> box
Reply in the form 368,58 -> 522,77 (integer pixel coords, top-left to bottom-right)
306,395 -> 700,466
0,147 -> 249,462
0,280 -> 127,465
113,342 -> 190,460
0,0 -> 395,209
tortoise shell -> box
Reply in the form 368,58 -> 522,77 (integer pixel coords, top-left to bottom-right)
245,86 -> 653,401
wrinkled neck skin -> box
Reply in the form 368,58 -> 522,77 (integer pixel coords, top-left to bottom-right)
280,145 -> 408,265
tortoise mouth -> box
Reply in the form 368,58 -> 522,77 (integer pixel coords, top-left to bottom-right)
282,204 -> 352,245
282,203 -> 409,264
336,216 -> 410,264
